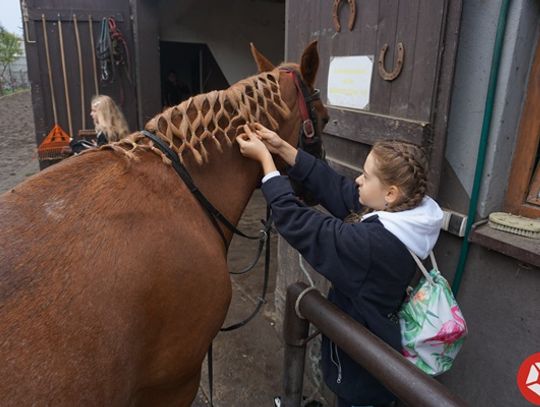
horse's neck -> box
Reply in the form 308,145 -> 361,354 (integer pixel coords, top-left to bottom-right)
144,70 -> 294,244
184,145 -> 263,246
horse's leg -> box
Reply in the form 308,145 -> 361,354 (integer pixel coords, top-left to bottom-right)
132,370 -> 201,407
129,250 -> 231,406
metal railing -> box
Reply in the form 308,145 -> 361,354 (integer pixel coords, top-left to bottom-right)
282,282 -> 468,407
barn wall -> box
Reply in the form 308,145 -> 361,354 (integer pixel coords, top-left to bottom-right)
441,0 -> 540,218
431,1 -> 540,405
158,0 -> 286,86
277,1 -> 540,406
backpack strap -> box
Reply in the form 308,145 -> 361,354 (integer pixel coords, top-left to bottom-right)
408,249 -> 436,285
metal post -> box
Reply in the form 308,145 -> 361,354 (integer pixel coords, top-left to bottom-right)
284,282 -> 468,407
282,283 -> 310,407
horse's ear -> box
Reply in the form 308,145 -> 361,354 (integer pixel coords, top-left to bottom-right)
250,43 -> 275,73
300,40 -> 319,88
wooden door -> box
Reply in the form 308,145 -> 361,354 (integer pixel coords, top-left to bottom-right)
286,0 -> 462,194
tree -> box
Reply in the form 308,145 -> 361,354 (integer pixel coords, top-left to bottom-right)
0,25 -> 22,92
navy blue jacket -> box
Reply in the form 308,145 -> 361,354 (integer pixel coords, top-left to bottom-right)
261,150 -> 417,405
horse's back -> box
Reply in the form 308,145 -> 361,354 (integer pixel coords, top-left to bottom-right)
0,151 -> 231,405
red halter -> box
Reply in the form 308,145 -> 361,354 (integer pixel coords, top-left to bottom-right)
280,68 -> 320,140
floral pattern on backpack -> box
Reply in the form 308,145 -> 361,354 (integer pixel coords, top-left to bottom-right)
398,251 -> 467,376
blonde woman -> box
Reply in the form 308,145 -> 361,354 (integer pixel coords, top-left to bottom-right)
71,95 -> 130,154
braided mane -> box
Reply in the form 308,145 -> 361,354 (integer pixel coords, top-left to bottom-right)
94,68 -> 291,165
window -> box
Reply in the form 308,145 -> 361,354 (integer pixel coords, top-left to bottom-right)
505,34 -> 540,218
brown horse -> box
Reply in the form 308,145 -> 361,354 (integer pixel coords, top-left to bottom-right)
0,42 -> 327,406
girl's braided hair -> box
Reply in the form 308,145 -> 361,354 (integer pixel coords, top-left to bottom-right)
346,140 -> 428,223
371,140 -> 428,212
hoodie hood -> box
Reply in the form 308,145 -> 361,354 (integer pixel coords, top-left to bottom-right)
362,196 -> 444,259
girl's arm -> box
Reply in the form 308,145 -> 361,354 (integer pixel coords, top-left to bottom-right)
288,149 -> 361,219
236,127 -> 371,293
253,123 -> 362,219
261,175 -> 371,294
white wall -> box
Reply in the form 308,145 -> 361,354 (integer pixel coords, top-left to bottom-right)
443,0 -> 540,217
158,0 -> 285,86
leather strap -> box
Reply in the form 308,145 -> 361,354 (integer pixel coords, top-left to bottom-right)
140,130 -> 260,246
280,69 -> 318,139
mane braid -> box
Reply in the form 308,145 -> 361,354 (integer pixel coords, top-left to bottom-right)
94,69 -> 291,165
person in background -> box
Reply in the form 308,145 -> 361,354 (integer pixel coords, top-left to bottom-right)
162,70 -> 192,107
71,95 -> 129,154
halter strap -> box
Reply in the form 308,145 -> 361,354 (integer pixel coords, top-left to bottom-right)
140,130 -> 261,247
280,68 -> 319,140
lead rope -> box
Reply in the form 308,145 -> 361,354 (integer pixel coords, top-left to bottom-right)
296,254 -> 317,320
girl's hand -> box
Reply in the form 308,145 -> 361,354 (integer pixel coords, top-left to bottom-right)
236,126 -> 272,163
237,126 -> 278,176
250,123 -> 285,154
250,123 -> 298,167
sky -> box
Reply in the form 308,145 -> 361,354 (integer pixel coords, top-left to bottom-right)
0,0 -> 24,36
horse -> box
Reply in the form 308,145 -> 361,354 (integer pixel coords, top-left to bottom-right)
0,41 -> 328,406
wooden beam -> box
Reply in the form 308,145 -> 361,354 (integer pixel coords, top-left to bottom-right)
470,222 -> 540,268
324,106 -> 430,146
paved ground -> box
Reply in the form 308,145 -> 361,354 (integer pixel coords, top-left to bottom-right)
0,90 -> 326,406
0,90 -> 40,192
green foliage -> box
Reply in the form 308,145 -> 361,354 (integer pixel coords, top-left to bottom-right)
0,25 -> 22,77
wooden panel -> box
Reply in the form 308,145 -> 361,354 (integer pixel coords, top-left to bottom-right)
429,0 -> 461,192
406,0 -> 446,121
388,0 -> 420,118
470,222 -> 540,269
505,33 -> 540,218
324,107 -> 429,145
23,0 -> 138,169
526,162 -> 540,206
286,0 -> 462,195
131,0 -> 161,129
369,0 -> 400,114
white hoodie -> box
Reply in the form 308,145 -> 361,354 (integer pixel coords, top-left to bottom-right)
362,196 -> 444,259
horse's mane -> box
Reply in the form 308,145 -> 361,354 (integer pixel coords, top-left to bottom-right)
92,68 -> 292,165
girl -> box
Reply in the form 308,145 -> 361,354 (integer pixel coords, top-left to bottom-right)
236,124 -> 443,407
71,95 -> 130,154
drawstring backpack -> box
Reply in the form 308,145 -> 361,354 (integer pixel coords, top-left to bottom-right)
398,251 -> 468,376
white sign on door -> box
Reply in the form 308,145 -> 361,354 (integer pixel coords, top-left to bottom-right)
327,56 -> 373,110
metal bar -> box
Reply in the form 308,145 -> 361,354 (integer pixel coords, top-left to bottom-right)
283,282 -> 468,407
28,10 -> 124,22
282,284 -> 310,407
21,0 -> 36,44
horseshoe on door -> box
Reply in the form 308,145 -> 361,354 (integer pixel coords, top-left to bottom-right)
333,0 -> 357,32
378,42 -> 405,81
